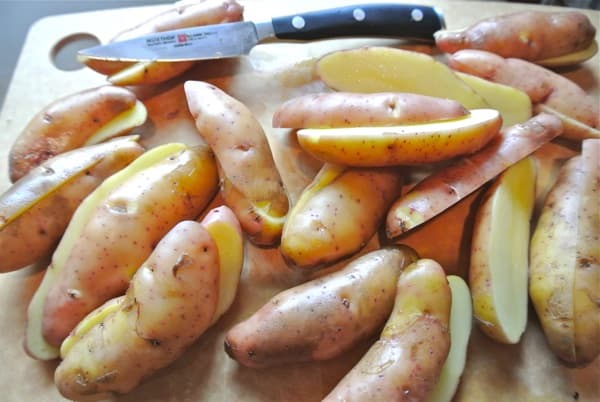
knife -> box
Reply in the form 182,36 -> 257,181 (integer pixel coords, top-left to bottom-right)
78,3 -> 445,62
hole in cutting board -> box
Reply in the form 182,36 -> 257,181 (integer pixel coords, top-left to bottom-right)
51,33 -> 100,71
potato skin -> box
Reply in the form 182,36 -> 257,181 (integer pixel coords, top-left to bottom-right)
281,164 -> 403,269
225,246 -> 417,368
386,113 -> 563,238
272,92 -> 468,128
41,145 -> 218,347
55,221 -> 219,398
435,11 -> 596,61
529,140 -> 600,366
0,138 -> 144,273
448,50 -> 599,135
323,259 -> 451,402
9,86 -> 139,182
185,80 -> 289,246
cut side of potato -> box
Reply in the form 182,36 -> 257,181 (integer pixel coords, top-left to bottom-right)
316,46 -> 488,109
200,206 -> 244,323
470,157 -> 536,344
536,39 -> 598,68
59,296 -> 124,358
84,101 -> 148,145
108,61 -> 196,86
297,109 -> 502,167
534,103 -> 600,141
427,275 -> 473,402
456,72 -> 531,127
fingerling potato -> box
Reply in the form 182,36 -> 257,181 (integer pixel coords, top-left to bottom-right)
55,220 -> 220,399
448,49 -> 599,140
386,113 -> 563,238
9,86 -> 146,182
185,80 -> 289,246
224,246 -> 417,368
25,143 -> 218,360
529,139 -> 600,367
296,108 -> 502,167
0,136 -> 144,273
80,0 -> 244,86
434,11 -> 596,62
280,163 -> 403,269
323,259 -> 451,402
272,92 -> 468,129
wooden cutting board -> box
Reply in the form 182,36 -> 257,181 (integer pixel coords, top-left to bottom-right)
0,1 -> 598,401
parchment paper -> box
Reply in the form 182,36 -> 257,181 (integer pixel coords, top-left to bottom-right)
0,1 -> 598,401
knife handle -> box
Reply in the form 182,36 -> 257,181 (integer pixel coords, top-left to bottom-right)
271,3 -> 445,42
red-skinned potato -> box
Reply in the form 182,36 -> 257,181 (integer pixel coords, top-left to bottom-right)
25,143 -> 219,360
323,258 -> 451,402
224,246 -> 417,368
185,80 -> 289,246
8,86 -> 146,182
0,136 -> 144,273
435,11 -> 596,62
55,220 -> 220,399
447,49 -> 599,141
272,92 -> 468,129
79,0 -> 244,86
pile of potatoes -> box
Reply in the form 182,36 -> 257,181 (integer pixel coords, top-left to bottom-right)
0,1 -> 598,401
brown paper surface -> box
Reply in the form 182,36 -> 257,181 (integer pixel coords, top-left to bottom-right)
0,1 -> 598,401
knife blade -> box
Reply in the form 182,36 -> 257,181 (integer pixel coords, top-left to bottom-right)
78,3 -> 445,62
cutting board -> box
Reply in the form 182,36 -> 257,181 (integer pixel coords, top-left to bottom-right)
0,1 -> 599,401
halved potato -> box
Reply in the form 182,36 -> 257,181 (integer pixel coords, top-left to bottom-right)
0,137 -> 144,273
199,206 -> 244,323
280,163 -> 403,269
316,46 -> 488,109
536,40 -> 598,68
456,72 -> 531,127
427,275 -> 473,402
469,157 -> 536,344
296,109 -> 501,167
9,86 -> 146,182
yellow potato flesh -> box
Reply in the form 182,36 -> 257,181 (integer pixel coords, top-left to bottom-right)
470,157 -> 536,344
456,72 -> 531,127
316,46 -> 488,109
108,61 -> 195,86
536,39 -> 598,68
60,296 -> 124,358
534,103 -> 600,141
427,275 -> 473,402
84,101 -> 148,145
297,109 -> 501,167
200,208 -> 244,324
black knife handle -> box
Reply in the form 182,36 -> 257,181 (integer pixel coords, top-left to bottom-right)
271,3 -> 445,42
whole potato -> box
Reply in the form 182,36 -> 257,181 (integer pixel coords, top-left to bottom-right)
185,80 -> 289,246
224,246 -> 417,368
435,11 -> 596,62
